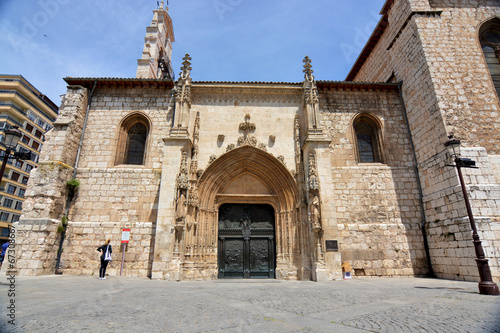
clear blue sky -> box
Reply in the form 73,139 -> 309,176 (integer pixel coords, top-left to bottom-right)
0,0 -> 386,105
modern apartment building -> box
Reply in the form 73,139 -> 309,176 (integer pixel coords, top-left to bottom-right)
0,75 -> 58,245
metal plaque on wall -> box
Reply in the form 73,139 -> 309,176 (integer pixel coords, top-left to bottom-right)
325,240 -> 338,251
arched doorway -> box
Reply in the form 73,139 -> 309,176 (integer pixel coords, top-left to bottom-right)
189,145 -> 305,280
218,203 -> 276,278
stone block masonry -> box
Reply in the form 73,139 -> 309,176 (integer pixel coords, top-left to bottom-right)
351,0 -> 500,282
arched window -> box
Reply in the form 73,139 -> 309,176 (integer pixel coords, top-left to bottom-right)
353,114 -> 383,163
115,114 -> 150,165
479,18 -> 500,98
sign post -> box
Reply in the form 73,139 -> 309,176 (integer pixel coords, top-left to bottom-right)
120,228 -> 130,276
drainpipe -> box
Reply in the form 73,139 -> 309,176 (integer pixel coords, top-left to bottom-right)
55,81 -> 97,274
397,81 -> 435,278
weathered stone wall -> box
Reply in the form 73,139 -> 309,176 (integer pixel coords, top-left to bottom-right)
320,87 -> 427,277
14,219 -> 59,276
15,86 -> 89,275
352,0 -> 500,281
426,217 -> 500,282
61,221 -> 154,277
54,87 -> 171,277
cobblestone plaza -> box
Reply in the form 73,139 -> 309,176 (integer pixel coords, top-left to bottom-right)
1,276 -> 499,332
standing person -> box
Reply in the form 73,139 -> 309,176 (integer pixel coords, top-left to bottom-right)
97,239 -> 112,279
0,242 -> 9,268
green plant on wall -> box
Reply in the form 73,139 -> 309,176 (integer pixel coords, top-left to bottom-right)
66,179 -> 80,200
57,216 -> 68,233
66,179 -> 80,190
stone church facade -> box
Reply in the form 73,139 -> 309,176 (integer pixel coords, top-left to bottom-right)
12,0 -> 500,282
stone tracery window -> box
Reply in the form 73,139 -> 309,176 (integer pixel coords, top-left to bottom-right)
353,114 -> 383,163
115,114 -> 150,165
479,18 -> 500,98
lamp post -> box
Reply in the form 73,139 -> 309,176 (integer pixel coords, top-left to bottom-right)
444,136 -> 499,295
0,126 -> 23,183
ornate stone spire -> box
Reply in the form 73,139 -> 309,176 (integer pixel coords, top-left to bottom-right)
136,3 -> 175,79
180,53 -> 192,80
303,56 -> 313,79
170,54 -> 193,137
302,56 -> 323,139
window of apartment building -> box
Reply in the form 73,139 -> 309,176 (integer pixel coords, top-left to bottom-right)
0,122 -> 6,129
27,111 -> 37,122
11,214 -> 20,223
34,130 -> 43,139
10,172 -> 20,182
21,136 -> 30,145
21,176 -> 28,185
15,201 -> 22,211
25,164 -> 33,173
14,160 -> 23,169
45,124 -> 52,132
0,227 -> 10,237
3,198 -> 13,208
25,123 -> 34,133
31,140 -> 40,150
18,189 -> 25,198
37,118 -> 46,128
29,153 -> 39,163
7,185 -> 16,195
0,212 -> 10,222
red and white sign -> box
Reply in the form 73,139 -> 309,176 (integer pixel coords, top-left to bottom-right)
121,228 -> 130,243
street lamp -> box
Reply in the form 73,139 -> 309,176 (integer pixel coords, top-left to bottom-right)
0,126 -> 23,184
444,135 -> 500,295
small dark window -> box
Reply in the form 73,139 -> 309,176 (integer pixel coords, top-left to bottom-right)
21,176 -> 29,185
480,19 -> 500,98
14,160 -> 23,169
11,214 -> 20,223
0,212 -> 10,221
18,189 -> 25,198
10,172 -> 20,182
125,123 -> 147,165
354,115 -> 383,163
21,136 -> 30,145
357,133 -> 375,163
15,201 -> 22,211
34,130 -> 43,139
25,123 -> 34,133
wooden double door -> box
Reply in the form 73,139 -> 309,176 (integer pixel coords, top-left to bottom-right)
218,204 -> 276,279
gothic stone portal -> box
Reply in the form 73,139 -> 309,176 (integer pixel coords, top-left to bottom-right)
218,204 -> 276,279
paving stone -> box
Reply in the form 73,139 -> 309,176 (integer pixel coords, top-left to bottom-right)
0,276 -> 498,333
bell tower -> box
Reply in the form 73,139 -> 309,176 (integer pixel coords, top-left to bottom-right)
136,1 -> 175,80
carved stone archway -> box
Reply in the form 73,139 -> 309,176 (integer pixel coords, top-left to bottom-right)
181,146 -> 305,280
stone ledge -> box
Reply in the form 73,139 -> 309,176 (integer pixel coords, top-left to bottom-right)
17,218 -> 59,226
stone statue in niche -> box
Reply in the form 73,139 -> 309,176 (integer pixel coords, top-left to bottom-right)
310,193 -> 321,232
175,192 -> 187,222
308,153 -> 319,191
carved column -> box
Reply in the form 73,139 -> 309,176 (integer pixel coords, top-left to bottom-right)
301,56 -> 341,280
